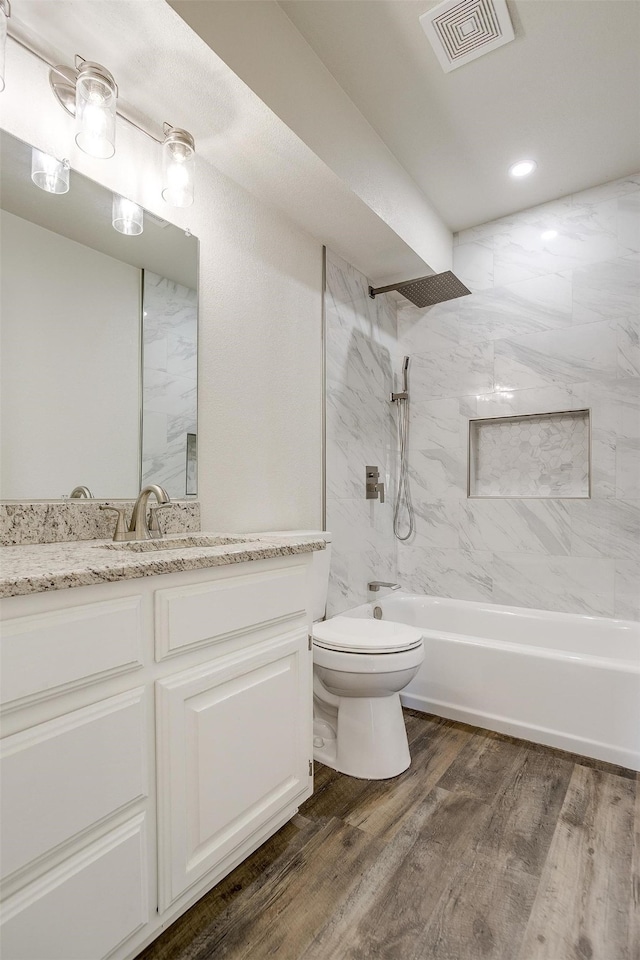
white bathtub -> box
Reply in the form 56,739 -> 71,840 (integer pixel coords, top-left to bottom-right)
342,592 -> 640,770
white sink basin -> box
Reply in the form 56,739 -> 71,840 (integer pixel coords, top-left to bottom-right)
96,535 -> 253,553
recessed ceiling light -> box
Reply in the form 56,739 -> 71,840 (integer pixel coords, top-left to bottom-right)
541,229 -> 558,241
509,160 -> 537,178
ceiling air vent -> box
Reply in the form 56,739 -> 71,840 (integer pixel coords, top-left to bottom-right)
420,0 -> 515,73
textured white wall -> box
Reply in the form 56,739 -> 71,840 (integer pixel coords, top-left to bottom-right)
1,211 -> 140,499
1,36 -> 323,530
171,0 -> 452,279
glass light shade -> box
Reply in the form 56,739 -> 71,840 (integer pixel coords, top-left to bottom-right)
31,149 -> 70,194
162,128 -> 195,208
75,61 -> 117,159
112,194 -> 143,236
0,0 -> 9,94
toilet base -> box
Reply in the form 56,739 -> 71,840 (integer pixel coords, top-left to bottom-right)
313,693 -> 411,780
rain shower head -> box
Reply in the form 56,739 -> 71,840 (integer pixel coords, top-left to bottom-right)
368,270 -> 471,308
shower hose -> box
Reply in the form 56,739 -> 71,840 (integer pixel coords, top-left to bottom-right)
393,396 -> 414,541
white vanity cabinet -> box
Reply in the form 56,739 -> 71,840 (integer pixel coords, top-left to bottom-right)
0,552 -> 314,960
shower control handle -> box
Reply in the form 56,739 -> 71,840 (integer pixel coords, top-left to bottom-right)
365,466 -> 385,503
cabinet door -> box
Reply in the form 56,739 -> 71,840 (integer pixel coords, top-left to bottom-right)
1,689 -> 146,880
0,814 -> 148,960
156,630 -> 311,909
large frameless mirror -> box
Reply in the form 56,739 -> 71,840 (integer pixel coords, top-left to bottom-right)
0,129 -> 198,501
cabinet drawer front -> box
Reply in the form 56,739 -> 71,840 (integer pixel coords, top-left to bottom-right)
1,689 -> 147,880
155,564 -> 307,660
156,631 -> 311,908
1,597 -> 143,709
0,814 -> 148,960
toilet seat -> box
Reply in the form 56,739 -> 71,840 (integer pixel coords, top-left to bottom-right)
313,616 -> 423,654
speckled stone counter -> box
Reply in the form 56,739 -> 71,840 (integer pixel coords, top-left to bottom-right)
0,534 -> 326,599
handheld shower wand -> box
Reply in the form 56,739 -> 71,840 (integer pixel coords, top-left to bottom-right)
391,356 -> 414,541
390,356 -> 409,402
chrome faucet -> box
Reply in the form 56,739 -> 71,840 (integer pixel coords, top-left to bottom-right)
100,484 -> 171,542
367,581 -> 401,592
69,485 -> 93,498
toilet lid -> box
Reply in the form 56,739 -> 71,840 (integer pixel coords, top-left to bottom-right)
312,617 -> 423,654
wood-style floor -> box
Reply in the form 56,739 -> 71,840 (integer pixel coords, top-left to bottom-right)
138,711 -> 639,960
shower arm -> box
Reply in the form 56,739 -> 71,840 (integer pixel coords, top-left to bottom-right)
369,282 -> 408,298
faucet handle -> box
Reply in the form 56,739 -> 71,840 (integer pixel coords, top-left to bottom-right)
148,503 -> 171,539
100,505 -> 128,542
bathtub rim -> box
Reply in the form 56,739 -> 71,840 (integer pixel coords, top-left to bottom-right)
347,589 -> 640,632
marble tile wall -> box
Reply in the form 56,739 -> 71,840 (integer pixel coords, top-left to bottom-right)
397,173 -> 640,620
325,249 -> 398,615
142,271 -> 198,499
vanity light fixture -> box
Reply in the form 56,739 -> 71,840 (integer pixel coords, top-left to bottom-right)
161,125 -> 195,208
31,147 -> 70,194
112,194 -> 143,236
509,159 -> 537,178
5,26 -> 197,207
0,0 -> 10,93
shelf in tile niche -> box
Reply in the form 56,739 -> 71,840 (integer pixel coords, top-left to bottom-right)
468,410 -> 590,499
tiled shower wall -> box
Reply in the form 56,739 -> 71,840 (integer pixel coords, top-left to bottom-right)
325,249 -> 398,615
397,173 -> 640,619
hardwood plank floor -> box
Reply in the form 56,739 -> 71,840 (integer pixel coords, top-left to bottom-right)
517,765 -> 636,960
137,712 -> 638,960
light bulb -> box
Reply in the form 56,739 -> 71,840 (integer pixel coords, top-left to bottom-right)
509,160 -> 537,178
31,148 -> 70,194
162,127 -> 195,208
75,61 -> 117,159
112,194 -> 143,236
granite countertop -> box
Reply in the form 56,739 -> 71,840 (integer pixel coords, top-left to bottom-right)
0,533 -> 326,599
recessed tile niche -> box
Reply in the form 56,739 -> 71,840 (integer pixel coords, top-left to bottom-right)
468,410 -> 590,499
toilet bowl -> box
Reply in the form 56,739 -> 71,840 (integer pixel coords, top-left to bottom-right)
312,616 -> 424,780
262,530 -> 423,780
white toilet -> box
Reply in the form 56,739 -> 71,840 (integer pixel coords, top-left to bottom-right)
305,532 -> 425,780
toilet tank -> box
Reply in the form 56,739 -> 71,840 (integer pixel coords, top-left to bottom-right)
308,534 -> 332,622
261,530 -> 332,622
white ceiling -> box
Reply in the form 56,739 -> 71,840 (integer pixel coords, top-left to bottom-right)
279,0 -> 640,231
